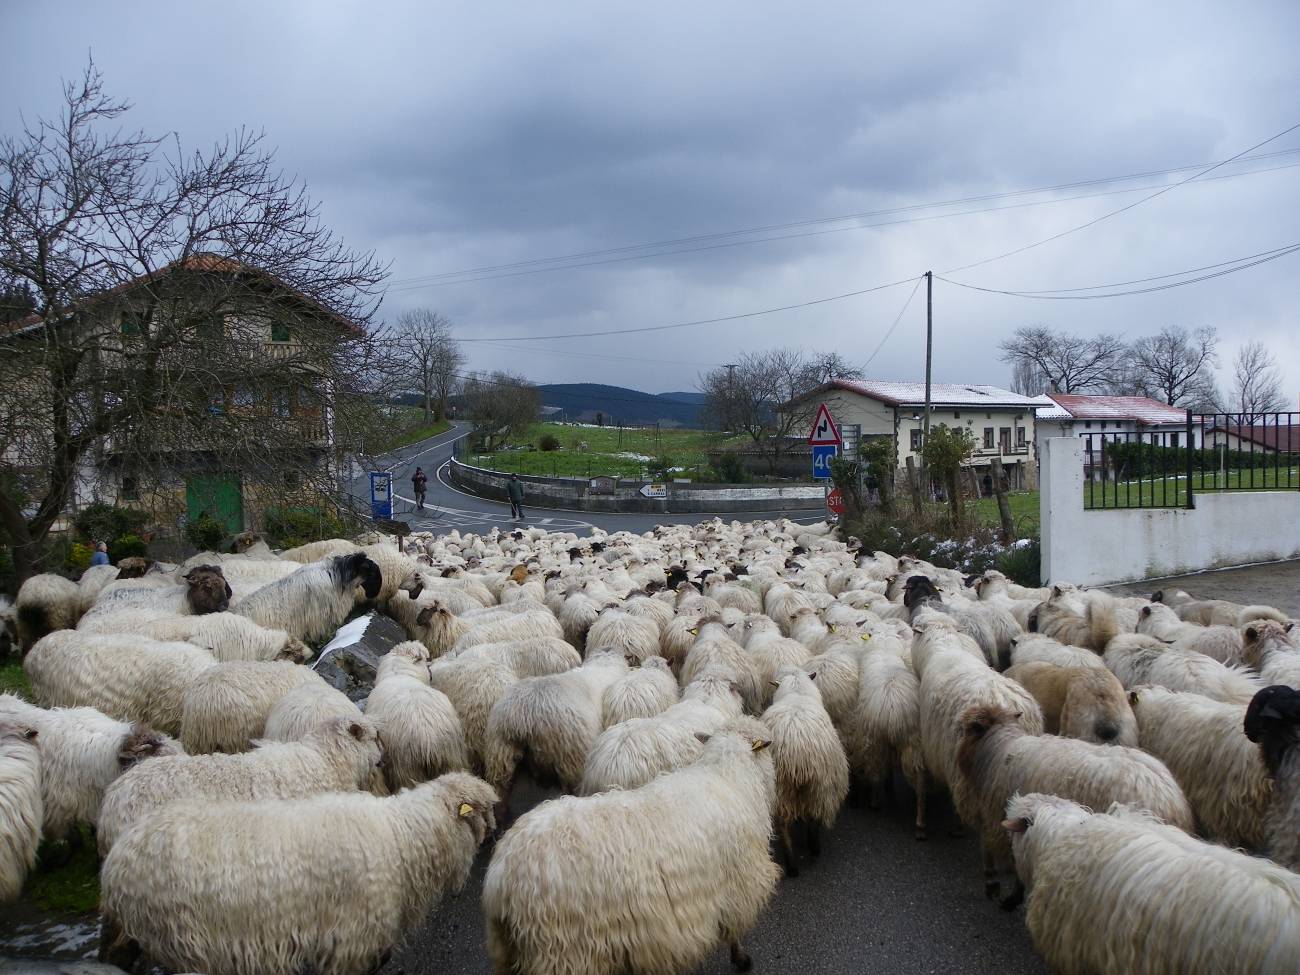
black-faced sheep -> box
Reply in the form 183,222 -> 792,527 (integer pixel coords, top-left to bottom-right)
234,552 -> 382,644
100,771 -> 496,975
1243,684 -> 1300,871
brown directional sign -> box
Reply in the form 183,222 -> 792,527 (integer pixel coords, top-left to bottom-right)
377,518 -> 411,536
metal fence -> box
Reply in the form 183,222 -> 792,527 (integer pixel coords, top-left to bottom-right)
1082,410 -> 1300,509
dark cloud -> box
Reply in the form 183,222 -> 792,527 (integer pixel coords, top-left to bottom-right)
3,0 -> 1298,399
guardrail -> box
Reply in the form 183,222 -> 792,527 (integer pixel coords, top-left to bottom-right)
1082,410 -> 1299,509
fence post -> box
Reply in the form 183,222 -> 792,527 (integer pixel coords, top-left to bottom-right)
1185,409 -> 1195,509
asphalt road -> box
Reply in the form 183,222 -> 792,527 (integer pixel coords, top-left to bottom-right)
348,424 -> 829,537
382,777 -> 1048,975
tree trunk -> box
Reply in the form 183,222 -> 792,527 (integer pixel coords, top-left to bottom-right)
990,458 -> 1016,544
904,456 -> 924,515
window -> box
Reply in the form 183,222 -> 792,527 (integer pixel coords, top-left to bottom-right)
120,311 -> 148,335
233,387 -> 254,408
1171,433 -> 1180,448
270,321 -> 291,342
272,389 -> 292,418
999,427 -> 1011,452
120,476 -> 139,502
983,427 -> 994,449
910,429 -> 923,451
953,412 -> 961,419
283,470 -> 300,490
1084,421 -> 1092,429
1101,421 -> 1108,430
1016,426 -> 1026,446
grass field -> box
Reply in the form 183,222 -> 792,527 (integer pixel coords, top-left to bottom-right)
468,423 -> 739,478
372,408 -> 450,454
1,659 -> 29,697
970,491 -> 1040,535
1083,466 -> 1299,509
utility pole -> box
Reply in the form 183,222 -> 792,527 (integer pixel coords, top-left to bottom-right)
724,363 -> 737,432
920,270 -> 933,498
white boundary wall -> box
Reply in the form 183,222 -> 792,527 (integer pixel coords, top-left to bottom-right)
1040,437 -> 1300,586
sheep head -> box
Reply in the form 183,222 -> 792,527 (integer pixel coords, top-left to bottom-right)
957,704 -> 1020,780
114,556 -> 155,580
184,565 -> 232,614
336,552 -> 383,601
119,725 -> 180,769
1244,684 -> 1300,776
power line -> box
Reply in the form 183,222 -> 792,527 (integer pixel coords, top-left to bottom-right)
862,275 -> 925,368
387,149 -> 1300,288
455,275 -> 918,342
935,242 -> 1300,299
940,122 -> 1300,275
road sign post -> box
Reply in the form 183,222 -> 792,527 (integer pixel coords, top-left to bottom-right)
811,444 -> 837,479
369,471 -> 393,520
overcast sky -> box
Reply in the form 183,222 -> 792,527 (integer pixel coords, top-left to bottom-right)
4,1 -> 1298,400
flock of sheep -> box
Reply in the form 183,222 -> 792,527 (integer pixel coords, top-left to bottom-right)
1,517 -> 1299,975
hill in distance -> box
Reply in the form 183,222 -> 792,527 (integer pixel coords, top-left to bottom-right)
537,383 -> 706,428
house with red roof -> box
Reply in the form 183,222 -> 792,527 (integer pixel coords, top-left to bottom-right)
1032,393 -> 1200,468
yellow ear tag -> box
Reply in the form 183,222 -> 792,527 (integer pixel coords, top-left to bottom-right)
751,739 -> 770,752
828,624 -> 836,633
458,802 -> 474,818
688,627 -> 698,635
860,633 -> 871,641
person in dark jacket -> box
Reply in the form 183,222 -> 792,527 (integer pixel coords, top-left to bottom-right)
412,467 -> 428,510
507,474 -> 525,521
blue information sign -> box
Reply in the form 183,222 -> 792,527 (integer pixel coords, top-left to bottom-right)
812,444 -> 837,479
369,471 -> 393,519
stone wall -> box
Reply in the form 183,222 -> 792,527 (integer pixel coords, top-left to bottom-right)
449,459 -> 826,514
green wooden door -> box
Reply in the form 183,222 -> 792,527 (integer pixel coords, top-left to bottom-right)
186,473 -> 244,534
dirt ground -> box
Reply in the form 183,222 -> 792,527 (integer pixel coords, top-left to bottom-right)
1106,558 -> 1300,616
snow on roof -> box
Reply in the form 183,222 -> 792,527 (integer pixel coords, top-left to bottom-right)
816,379 -> 1042,409
1029,394 -> 1072,421
1046,393 -> 1187,425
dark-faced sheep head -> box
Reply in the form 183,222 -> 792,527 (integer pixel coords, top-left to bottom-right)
1244,684 -> 1300,775
118,726 -> 173,769
184,565 -> 232,614
337,553 -> 383,601
416,604 -> 451,627
903,575 -> 941,612
114,557 -> 155,580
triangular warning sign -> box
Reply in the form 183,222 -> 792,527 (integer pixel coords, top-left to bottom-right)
808,403 -> 841,444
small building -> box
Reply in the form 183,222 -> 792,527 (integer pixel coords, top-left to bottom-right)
1032,394 -> 1200,477
780,379 -> 1042,491
1204,422 -> 1300,455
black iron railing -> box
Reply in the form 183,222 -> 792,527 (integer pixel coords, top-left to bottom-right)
1083,410 -> 1299,509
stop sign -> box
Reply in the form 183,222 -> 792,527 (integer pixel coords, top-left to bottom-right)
826,487 -> 845,516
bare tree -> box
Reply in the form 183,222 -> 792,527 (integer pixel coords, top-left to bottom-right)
804,351 -> 865,386
699,348 -> 821,473
1129,326 -> 1221,409
1231,340 -> 1286,421
0,63 -> 387,582
1009,358 -> 1049,396
461,371 -> 538,451
998,325 -> 1127,393
392,309 -> 464,422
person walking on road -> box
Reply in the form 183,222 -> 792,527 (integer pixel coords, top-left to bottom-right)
412,467 -> 428,511
507,474 -> 525,521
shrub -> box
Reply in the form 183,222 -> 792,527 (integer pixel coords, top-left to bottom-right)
111,534 -> 149,561
66,542 -> 94,575
0,547 -> 14,596
538,433 -> 561,452
710,452 -> 750,484
997,538 -> 1041,588
648,455 -> 677,479
73,503 -> 149,547
184,513 -> 227,553
263,507 -> 348,550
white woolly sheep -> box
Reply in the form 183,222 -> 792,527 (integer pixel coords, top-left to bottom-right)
0,719 -> 41,903
585,608 -> 660,663
415,602 -> 563,657
851,646 -> 926,838
0,693 -> 181,840
180,660 -> 327,754
263,680 -> 364,742
1243,684 -> 1300,870
1129,685 -> 1272,850
761,668 -> 849,875
483,649 -> 629,816
1004,661 -> 1137,746
1105,633 -> 1264,704
234,552 -> 382,644
679,621 -> 763,714
1003,793 -> 1300,975
1028,588 -> 1119,652
277,537 -> 361,563
13,572 -> 82,649
82,609 -> 309,663
483,721 -> 779,975
1240,620 -> 1300,688
742,616 -> 814,708
600,655 -> 678,727
911,616 -> 1044,831
1136,602 -> 1244,664
579,667 -> 743,795
97,715 -> 381,854
24,631 -> 216,735
428,654 -> 518,772
364,642 -> 469,791
957,703 -> 1192,908
1007,632 -> 1108,671
452,636 -> 580,678
100,771 -> 496,975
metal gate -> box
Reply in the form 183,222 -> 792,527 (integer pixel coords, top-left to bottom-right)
186,473 -> 244,534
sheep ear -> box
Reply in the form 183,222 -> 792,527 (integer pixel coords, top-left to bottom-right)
21,727 -> 37,741
750,738 -> 771,752
458,802 -> 474,818
416,607 -> 435,626
1001,817 -> 1031,834
347,722 -> 365,740
1140,606 -> 1151,617
1285,622 -> 1295,633
1128,690 -> 1140,706
1151,590 -> 1164,603
1245,627 -> 1259,642
1051,585 -> 1064,597
624,652 -> 637,665
224,581 -> 233,599
769,679 -> 780,688
694,732 -> 712,744
807,671 -> 818,681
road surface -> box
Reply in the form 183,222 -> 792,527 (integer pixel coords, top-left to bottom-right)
348,424 -> 829,537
